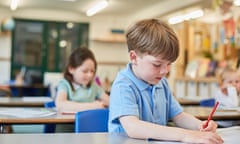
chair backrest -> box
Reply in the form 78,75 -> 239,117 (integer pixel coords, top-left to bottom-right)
43,72 -> 63,98
43,101 -> 56,133
44,101 -> 56,108
75,109 -> 109,133
200,98 -> 215,107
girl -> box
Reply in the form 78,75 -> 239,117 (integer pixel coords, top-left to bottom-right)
55,46 -> 109,113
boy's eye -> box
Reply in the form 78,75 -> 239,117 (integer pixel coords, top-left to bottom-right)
152,63 -> 171,68
152,63 -> 161,67
228,81 -> 233,84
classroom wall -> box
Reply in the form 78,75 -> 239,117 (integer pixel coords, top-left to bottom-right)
0,5 -> 177,89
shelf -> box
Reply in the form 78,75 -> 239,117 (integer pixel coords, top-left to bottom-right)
0,57 -> 10,61
92,33 -> 126,43
174,76 -> 219,98
93,38 -> 126,43
175,76 -> 219,83
0,31 -> 11,37
98,61 -> 127,66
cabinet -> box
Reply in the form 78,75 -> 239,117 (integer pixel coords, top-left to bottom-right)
174,77 -> 219,98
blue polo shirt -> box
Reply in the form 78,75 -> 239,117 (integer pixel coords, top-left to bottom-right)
108,63 -> 183,133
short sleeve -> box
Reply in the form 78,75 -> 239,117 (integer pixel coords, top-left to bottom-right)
56,79 -> 73,98
109,80 -> 139,127
92,82 -> 104,99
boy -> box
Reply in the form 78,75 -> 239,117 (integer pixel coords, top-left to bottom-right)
108,19 -> 223,144
215,68 -> 240,108
214,68 -> 240,127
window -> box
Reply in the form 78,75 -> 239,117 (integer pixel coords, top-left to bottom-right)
11,19 -> 89,84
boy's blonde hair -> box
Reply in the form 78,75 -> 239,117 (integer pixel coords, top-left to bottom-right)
219,68 -> 240,83
126,19 -> 179,62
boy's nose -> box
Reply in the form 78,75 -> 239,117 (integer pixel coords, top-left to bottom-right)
159,64 -> 170,74
160,68 -> 167,74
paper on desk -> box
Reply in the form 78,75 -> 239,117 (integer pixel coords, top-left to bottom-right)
22,97 -> 53,102
0,108 -> 56,118
148,141 -> 184,144
217,126 -> 240,144
219,107 -> 240,111
148,126 -> 240,144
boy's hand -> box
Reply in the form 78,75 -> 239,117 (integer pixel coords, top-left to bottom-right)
182,130 -> 224,144
221,84 -> 234,96
200,120 -> 217,132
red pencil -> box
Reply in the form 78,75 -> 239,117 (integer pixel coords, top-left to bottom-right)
202,101 -> 219,129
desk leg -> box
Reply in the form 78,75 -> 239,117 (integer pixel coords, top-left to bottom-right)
0,124 -> 4,133
0,125 -> 12,133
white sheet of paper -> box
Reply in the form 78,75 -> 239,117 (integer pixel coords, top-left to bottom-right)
148,126 -> 240,144
22,97 -> 52,102
0,108 -> 56,118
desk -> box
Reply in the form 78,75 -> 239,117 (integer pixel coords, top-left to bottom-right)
0,107 -> 238,124
176,97 -> 200,106
0,107 -> 74,133
183,106 -> 240,120
0,97 -> 53,107
0,133 -> 145,144
0,127 -> 239,144
0,108 -> 74,124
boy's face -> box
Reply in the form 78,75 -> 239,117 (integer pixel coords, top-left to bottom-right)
223,72 -> 240,93
130,51 -> 171,85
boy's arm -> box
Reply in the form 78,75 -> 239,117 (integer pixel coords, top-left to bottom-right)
119,115 -> 223,144
173,112 -> 202,130
173,112 -> 218,132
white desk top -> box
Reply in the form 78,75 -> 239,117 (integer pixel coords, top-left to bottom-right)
0,97 -> 53,107
0,127 -> 239,144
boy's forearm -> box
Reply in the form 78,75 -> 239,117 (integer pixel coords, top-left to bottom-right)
121,116 -> 188,141
173,112 -> 202,130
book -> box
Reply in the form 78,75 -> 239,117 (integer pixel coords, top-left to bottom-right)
197,58 -> 210,77
185,60 -> 199,78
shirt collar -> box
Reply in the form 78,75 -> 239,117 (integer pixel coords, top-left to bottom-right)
123,63 -> 163,91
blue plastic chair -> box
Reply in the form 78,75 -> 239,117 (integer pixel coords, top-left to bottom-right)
200,98 -> 215,107
75,109 -> 109,133
43,101 -> 56,133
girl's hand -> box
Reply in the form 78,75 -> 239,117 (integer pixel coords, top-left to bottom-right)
92,101 -> 106,109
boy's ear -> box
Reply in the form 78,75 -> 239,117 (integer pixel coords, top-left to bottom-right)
129,50 -> 137,64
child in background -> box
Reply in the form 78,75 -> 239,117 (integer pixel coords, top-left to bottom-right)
55,46 -> 109,112
215,68 -> 240,108
214,68 -> 240,127
55,46 -> 109,132
108,19 -> 223,144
